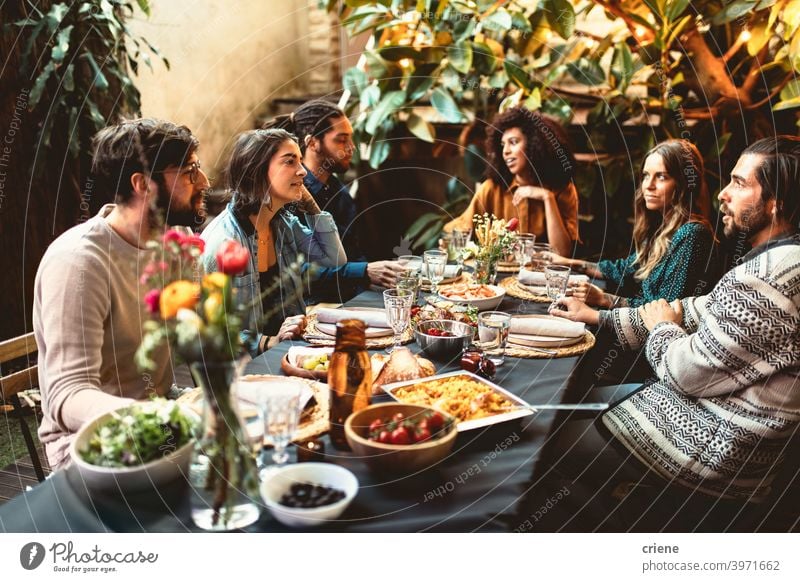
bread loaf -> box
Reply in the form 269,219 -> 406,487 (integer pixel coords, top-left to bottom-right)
371,348 -> 436,394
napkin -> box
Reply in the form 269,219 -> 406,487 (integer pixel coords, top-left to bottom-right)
509,316 -> 585,338
315,307 -> 389,328
423,264 -> 462,280
518,268 -> 589,287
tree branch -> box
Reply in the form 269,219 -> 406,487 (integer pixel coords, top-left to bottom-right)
591,0 -> 655,44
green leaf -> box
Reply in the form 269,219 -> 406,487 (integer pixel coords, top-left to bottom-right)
406,63 -> 439,101
545,0 -> 576,39
406,212 -> 442,240
430,88 -> 465,122
780,78 -> 800,102
44,3 -> 70,32
136,0 -> 151,16
86,99 -> 107,130
29,61 -> 56,109
62,63 -> 75,92
365,51 -> 389,79
361,84 -> 381,108
406,112 -> 435,142
471,42 -> 497,75
379,46 -> 423,61
344,67 -> 368,96
368,124 -> 392,169
504,59 -> 532,90
51,25 -> 73,62
773,95 -> 800,111
67,107 -> 80,157
452,16 -> 476,42
447,41 -> 473,74
641,0 -> 665,23
84,52 -> 110,91
412,219 -> 447,252
567,58 -> 605,86
365,90 -> 406,135
524,87 -> 542,110
706,133 -> 732,162
665,0 -> 690,21
611,41 -> 634,92
665,14 -> 692,49
711,1 -> 758,25
510,11 -> 532,33
482,10 -> 512,32
746,21 -> 771,56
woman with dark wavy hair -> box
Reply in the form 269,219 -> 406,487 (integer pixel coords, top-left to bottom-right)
444,106 -> 579,256
549,139 -> 717,309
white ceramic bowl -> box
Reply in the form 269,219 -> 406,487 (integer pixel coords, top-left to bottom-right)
70,403 -> 195,494
260,463 -> 358,528
438,284 -> 506,311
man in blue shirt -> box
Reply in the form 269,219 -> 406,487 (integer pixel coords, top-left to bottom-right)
265,100 -> 405,302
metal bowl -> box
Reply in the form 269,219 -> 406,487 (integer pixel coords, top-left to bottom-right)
412,319 -> 475,363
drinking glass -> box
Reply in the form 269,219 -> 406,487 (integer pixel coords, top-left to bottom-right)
383,288 -> 413,353
396,270 -> 421,303
530,243 -> 552,271
398,255 -> 423,275
478,311 -> 511,366
450,229 -> 471,270
545,265 -> 571,309
514,233 -> 537,274
258,380 -> 303,477
423,249 -> 447,295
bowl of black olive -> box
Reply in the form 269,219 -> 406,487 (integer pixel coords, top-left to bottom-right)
259,463 -> 358,528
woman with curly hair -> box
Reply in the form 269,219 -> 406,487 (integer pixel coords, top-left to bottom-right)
444,106 -> 579,256
549,139 -> 718,309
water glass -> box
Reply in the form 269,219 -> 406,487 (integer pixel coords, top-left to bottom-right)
396,270 -> 421,303
398,255 -> 423,275
423,249 -> 447,295
258,381 -> 303,475
514,233 -> 537,273
450,229 -> 471,269
383,288 -> 413,353
530,243 -> 552,271
478,311 -> 511,366
545,265 -> 571,303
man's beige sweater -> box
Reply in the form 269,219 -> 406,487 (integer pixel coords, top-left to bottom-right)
33,205 -> 172,469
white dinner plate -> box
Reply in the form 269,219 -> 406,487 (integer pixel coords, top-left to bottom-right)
507,333 -> 583,348
315,322 -> 394,338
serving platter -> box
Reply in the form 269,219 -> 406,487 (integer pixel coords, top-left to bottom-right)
382,370 -> 533,432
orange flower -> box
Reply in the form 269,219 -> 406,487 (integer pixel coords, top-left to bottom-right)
160,281 -> 200,320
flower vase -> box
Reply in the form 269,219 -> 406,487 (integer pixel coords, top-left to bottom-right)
188,361 -> 260,531
474,256 -> 498,284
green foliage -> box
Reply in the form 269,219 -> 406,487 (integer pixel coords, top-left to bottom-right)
14,1 -> 166,176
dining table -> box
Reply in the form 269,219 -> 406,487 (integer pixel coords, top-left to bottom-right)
0,287 -> 601,533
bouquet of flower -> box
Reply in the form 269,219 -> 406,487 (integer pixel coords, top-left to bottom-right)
135,231 -> 250,371
472,214 -> 518,283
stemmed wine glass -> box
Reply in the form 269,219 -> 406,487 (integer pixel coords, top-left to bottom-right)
423,249 -> 447,295
257,380 -> 303,477
383,288 -> 413,353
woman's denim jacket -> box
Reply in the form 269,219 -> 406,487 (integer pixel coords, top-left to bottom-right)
201,199 -> 346,353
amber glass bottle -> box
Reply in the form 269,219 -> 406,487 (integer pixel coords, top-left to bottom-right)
328,319 -> 372,450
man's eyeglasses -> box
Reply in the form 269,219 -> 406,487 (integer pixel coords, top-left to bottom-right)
154,161 -> 203,184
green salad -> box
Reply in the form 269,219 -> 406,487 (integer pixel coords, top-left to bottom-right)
80,399 -> 197,468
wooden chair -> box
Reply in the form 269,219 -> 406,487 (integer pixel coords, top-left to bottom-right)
0,332 -> 47,481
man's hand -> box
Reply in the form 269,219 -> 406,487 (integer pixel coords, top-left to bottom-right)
366,260 -> 406,287
639,299 -> 683,331
267,314 -> 307,349
548,296 -> 600,326
513,185 -> 554,206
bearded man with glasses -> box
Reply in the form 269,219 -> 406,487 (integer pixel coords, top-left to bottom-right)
33,118 -> 210,470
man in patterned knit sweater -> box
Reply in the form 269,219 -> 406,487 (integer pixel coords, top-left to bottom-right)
547,135 -> 800,528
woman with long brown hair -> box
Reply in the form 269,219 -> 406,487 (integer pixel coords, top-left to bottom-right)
550,139 -> 718,308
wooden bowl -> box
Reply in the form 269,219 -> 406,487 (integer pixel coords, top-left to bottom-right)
344,403 -> 457,473
280,347 -> 332,381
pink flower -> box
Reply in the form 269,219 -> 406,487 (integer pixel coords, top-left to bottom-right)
144,289 -> 161,314
162,230 -> 185,244
183,235 -> 205,253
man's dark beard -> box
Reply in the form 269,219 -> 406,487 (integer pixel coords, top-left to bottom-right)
320,143 -> 350,175
152,179 -> 206,228
722,199 -> 770,241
